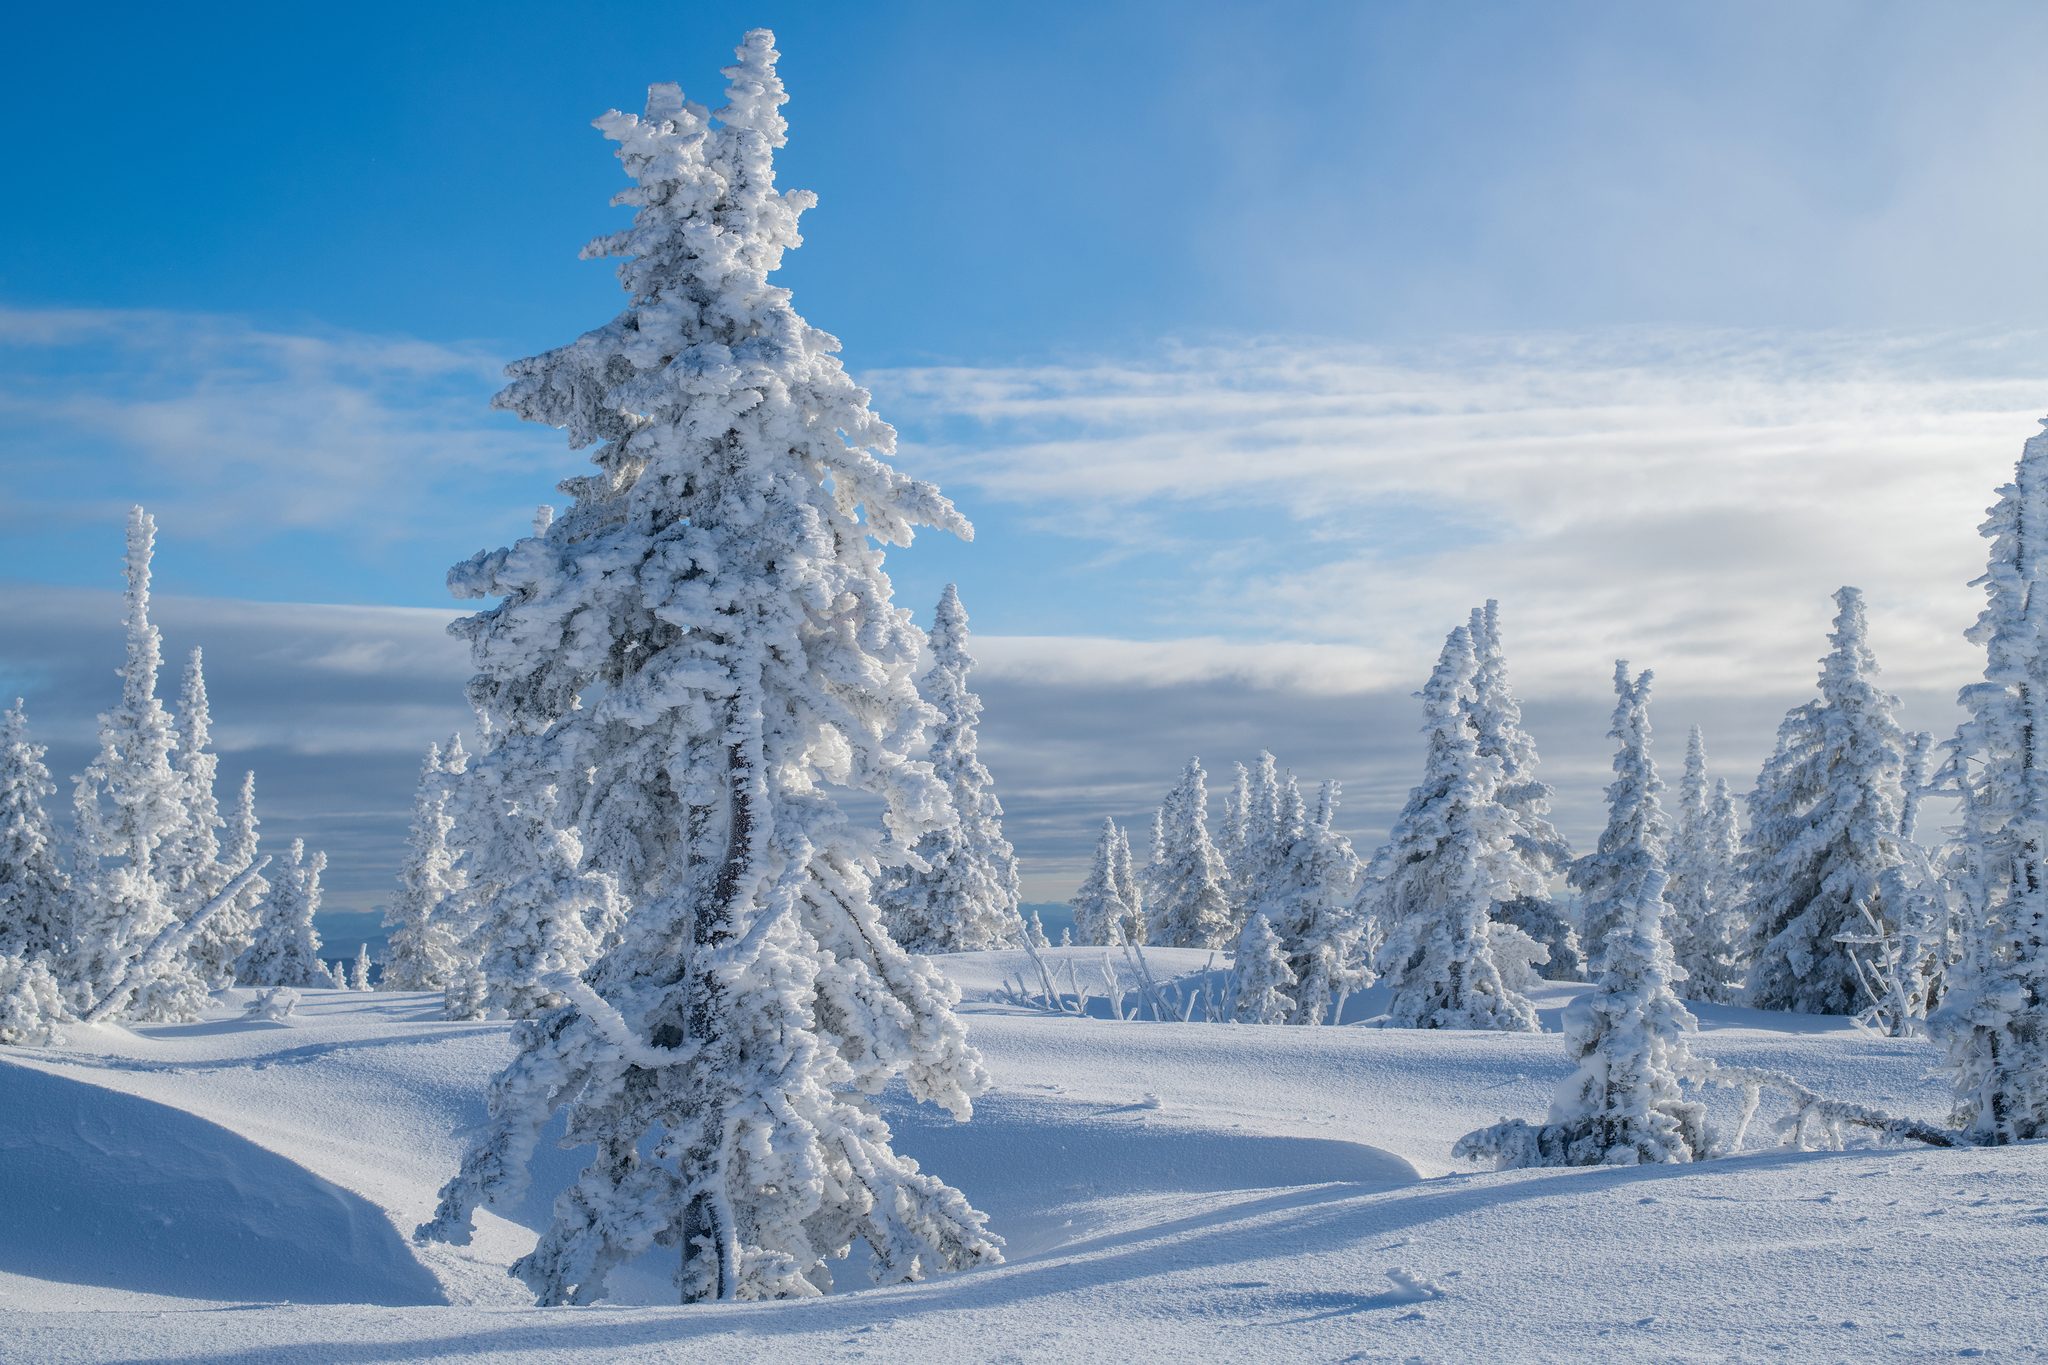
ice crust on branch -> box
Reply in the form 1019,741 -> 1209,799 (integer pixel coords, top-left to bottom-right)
875,585 -> 1025,953
417,30 -> 999,1306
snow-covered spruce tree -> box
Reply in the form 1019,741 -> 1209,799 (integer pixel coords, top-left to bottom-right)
875,585 -> 1024,952
1145,759 -> 1234,948
1232,912 -> 1297,1024
1237,776 -> 1369,1024
1110,821 -> 1146,943
235,839 -> 329,988
1070,817 -> 1133,945
350,943 -> 373,991
1929,420 -> 2048,1143
1662,727 -> 1745,1003
62,508 -> 209,1022
1469,601 -> 1581,981
0,952 -> 72,1046
1739,588 -> 1916,1016
1222,751 -> 1282,931
416,34 -> 1000,1305
161,649 -> 260,989
382,738 -> 470,991
1364,626 -> 1545,1032
1455,668 -> 1709,1168
0,700 -> 69,961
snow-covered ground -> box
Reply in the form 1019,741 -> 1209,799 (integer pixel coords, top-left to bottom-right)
2,948 -> 2043,1363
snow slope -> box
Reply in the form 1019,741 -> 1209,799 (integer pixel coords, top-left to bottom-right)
1,948 -> 2043,1363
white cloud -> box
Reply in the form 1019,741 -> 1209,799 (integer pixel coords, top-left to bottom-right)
872,328 -> 2048,699
0,307 -> 561,547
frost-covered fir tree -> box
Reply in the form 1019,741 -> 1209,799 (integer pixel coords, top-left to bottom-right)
1110,822 -> 1145,943
350,943 -> 374,991
1237,776 -> 1369,1024
1664,727 -> 1745,1002
0,700 -> 68,961
383,738 -> 469,991
236,839 -> 329,988
1070,817 -> 1133,945
416,34 -> 1000,1304
1569,662 -> 1671,975
1365,626 -> 1545,1031
1740,588 -> 1916,1016
1929,419 -> 2048,1143
63,508 -> 209,1022
875,585 -> 1024,952
1232,912 -> 1297,1024
1469,601 -> 1581,981
1455,666 -> 1708,1168
1222,752 -> 1282,929
1145,759 -> 1234,948
162,649 -> 260,989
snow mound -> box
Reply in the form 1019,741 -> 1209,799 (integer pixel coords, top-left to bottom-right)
0,1059 -> 446,1306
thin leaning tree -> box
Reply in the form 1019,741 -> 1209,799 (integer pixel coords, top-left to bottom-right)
417,32 -> 1002,1304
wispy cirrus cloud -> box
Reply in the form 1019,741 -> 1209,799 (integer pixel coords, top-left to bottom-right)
873,327 -> 2048,701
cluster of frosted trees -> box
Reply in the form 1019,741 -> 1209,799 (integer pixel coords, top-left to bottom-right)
0,509 -> 356,1042
1454,422 -> 2048,1164
1072,580 -> 1952,1046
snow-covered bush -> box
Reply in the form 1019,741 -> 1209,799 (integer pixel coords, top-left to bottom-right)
1145,759 -> 1234,948
0,953 -> 71,1046
416,32 -> 999,1305
1456,662 -> 1710,1168
1665,727 -> 1744,1003
875,585 -> 1025,952
242,985 -> 298,1022
0,699 -> 68,962
1232,912 -> 1297,1024
1365,625 -> 1543,1032
1740,588 -> 1917,1016
236,840 -> 330,988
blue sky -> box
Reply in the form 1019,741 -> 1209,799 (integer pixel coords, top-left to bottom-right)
6,2 -> 2048,904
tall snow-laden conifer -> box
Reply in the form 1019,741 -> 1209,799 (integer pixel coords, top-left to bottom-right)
417,33 -> 999,1305
383,739 -> 470,991
1665,727 -> 1744,1002
1569,663 -> 1671,972
1740,588 -> 1915,1015
875,585 -> 1024,952
1070,817 -> 1132,945
63,508 -> 208,1022
1145,759 -> 1234,948
1365,626 -> 1544,1032
236,839 -> 329,988
1930,420 -> 2048,1142
1469,601 -> 1581,980
0,701 -> 68,961
1456,662 -> 1708,1168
